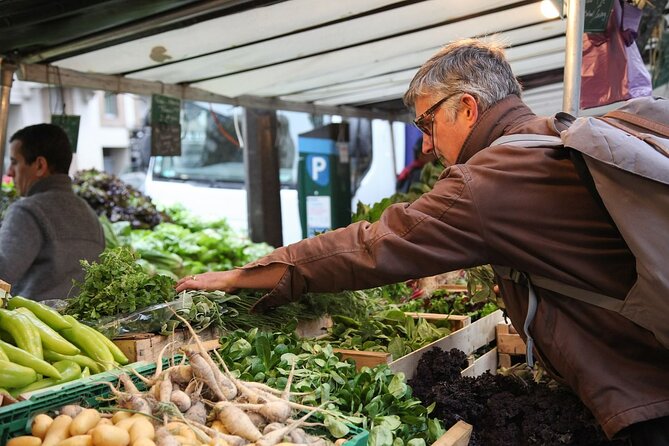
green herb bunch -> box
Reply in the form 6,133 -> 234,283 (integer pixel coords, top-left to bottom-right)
65,246 -> 175,320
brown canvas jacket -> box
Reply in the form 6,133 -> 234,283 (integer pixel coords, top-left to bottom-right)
242,95 -> 669,438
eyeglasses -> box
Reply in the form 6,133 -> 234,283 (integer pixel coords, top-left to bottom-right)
413,92 -> 458,136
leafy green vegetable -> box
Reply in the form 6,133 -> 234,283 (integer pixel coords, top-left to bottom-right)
218,328 -> 443,444
73,169 -> 166,229
323,310 -> 450,359
65,246 -> 175,319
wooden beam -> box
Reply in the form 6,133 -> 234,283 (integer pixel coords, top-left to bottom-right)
244,108 -> 283,247
17,63 -> 402,121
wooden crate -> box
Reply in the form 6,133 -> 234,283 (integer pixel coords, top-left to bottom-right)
295,315 -> 333,338
403,312 -> 471,331
113,326 -> 220,363
333,313 -> 471,371
496,323 -> 527,368
332,349 -> 392,370
390,309 -> 505,380
434,420 -> 473,446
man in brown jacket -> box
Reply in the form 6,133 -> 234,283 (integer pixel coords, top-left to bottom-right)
177,39 -> 669,443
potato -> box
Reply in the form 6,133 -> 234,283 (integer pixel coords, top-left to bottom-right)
43,415 -> 73,446
31,414 -> 54,439
131,440 -> 156,446
57,435 -> 93,446
165,422 -> 195,440
90,425 -> 129,446
129,418 -> 155,444
70,409 -> 101,436
111,412 -> 131,425
7,436 -> 42,446
113,416 -> 140,432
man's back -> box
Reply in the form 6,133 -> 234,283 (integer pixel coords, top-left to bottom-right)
0,174 -> 105,300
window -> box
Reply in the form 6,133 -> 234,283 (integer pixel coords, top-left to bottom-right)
151,102 -> 305,187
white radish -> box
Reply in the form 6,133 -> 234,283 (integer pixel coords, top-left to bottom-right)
216,403 -> 262,441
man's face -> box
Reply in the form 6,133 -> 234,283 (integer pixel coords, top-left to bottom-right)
7,140 -> 41,196
414,93 -> 476,167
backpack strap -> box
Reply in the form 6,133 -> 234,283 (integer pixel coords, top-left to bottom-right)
495,265 -> 626,367
598,115 -> 669,157
604,110 -> 669,138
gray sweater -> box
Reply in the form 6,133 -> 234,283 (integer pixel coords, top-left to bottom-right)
0,174 -> 105,300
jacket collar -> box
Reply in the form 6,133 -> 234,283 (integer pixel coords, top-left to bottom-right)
455,95 -> 537,164
27,174 -> 73,196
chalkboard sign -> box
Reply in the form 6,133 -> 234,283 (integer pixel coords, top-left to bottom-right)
584,0 -> 614,33
150,94 -> 182,156
51,115 -> 81,153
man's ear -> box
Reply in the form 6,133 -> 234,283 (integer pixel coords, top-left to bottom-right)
34,156 -> 50,177
461,94 -> 479,126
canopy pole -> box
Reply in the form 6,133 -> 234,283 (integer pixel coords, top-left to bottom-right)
563,0 -> 586,116
0,61 -> 16,176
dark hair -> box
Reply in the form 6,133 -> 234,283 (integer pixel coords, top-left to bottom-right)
10,124 -> 73,174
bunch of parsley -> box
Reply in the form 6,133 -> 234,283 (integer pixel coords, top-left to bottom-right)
65,246 -> 176,320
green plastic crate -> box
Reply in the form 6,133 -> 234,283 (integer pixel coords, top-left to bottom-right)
0,359 -> 368,445
0,360 -> 161,444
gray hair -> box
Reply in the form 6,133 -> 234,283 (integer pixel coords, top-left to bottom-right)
403,38 -> 522,118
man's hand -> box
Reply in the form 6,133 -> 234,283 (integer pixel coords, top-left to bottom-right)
175,263 -> 288,294
175,270 -> 240,293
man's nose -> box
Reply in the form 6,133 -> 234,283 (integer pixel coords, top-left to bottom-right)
6,167 -> 14,178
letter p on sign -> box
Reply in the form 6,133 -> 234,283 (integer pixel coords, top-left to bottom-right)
311,156 -> 327,181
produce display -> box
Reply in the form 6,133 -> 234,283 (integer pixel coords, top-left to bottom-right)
0,178 -> 18,223
409,348 -> 623,446
7,320 -> 366,446
0,296 -> 128,398
72,169 -> 166,229
219,328 -> 445,446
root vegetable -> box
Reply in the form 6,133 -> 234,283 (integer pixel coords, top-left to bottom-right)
216,404 -> 262,442
32,413 -> 54,439
159,377 -> 173,403
246,411 -> 267,429
235,401 -> 292,423
90,424 -> 130,446
209,421 -> 228,434
111,412 -> 132,425
263,423 -> 285,435
60,405 -> 84,418
7,436 -> 42,446
254,407 -> 321,446
169,390 -> 191,412
168,365 -> 192,385
132,440 -> 156,446
57,434 -> 93,446
129,418 -> 155,443
118,374 -> 141,395
183,423 -> 245,446
333,440 -> 347,446
165,422 -> 196,441
184,351 -> 235,402
171,435 -> 198,446
184,400 -> 207,425
43,415 -> 73,446
70,409 -> 101,436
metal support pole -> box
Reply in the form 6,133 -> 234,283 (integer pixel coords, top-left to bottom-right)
563,0 -> 586,116
0,61 -> 16,176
